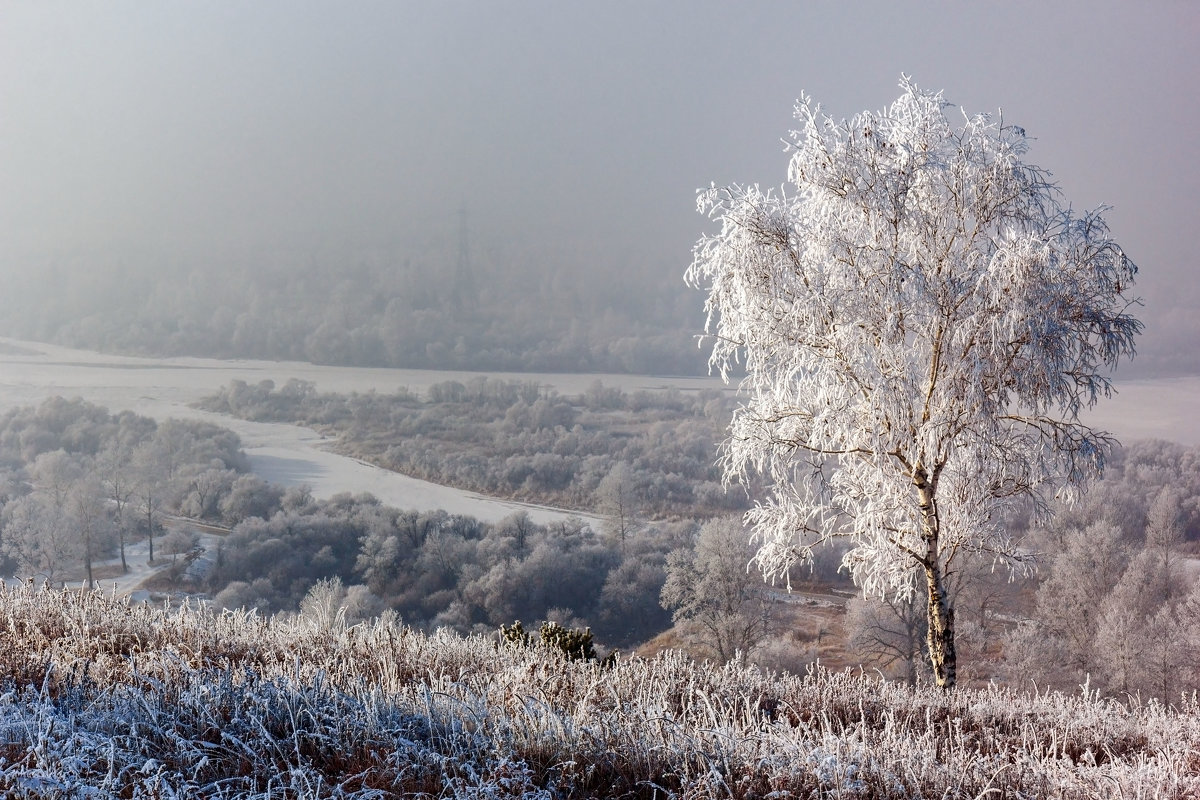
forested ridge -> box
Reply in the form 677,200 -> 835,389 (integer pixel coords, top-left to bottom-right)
0,252 -> 706,375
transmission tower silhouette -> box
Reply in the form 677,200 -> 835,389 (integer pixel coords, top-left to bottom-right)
452,206 -> 477,310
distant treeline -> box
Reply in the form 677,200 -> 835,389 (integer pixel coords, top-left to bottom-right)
0,254 -> 709,374
197,376 -> 749,518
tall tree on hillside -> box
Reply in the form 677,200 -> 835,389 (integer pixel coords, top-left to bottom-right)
67,476 -> 113,590
97,442 -> 137,573
1144,488 -> 1186,606
131,440 -> 170,564
687,77 -> 1141,688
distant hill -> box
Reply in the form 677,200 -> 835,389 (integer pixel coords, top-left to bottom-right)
0,251 -> 709,375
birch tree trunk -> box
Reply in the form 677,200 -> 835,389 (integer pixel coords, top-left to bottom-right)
915,464 -> 957,688
924,564 -> 957,689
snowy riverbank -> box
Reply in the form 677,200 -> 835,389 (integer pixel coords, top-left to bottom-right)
0,338 -> 616,524
2,338 -> 1197,526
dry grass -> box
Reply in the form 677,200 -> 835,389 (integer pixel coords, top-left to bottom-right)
0,583 -> 1195,798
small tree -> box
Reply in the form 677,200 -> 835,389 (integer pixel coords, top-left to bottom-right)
595,462 -> 642,550
688,77 -> 1141,688
97,443 -> 137,574
660,518 -> 772,664
131,441 -> 169,564
160,528 -> 197,566
299,576 -> 349,631
845,573 -> 928,686
1143,487 -> 1186,606
67,476 -> 114,590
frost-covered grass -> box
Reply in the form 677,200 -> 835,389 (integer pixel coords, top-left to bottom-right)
0,584 -> 1195,798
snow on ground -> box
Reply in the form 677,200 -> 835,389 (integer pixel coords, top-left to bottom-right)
3,336 -> 1195,446
2,522 -> 211,599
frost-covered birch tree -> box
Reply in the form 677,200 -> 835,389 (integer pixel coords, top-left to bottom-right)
686,77 -> 1141,688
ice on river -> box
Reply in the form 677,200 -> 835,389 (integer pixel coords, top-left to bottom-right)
1,337 -> 1198,525
0,338 -> 619,525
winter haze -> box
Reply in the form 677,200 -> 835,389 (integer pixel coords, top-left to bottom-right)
1,1 -> 1197,376
1,7 -> 1200,789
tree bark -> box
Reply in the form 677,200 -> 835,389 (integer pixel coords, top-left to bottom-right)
913,464 -> 956,689
924,563 -> 956,689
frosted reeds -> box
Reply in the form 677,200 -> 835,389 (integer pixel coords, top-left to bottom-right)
0,583 -> 1195,798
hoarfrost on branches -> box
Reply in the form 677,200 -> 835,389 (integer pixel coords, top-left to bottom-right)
687,76 -> 1141,687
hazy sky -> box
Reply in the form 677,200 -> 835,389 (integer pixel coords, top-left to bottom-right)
2,1 -> 1197,371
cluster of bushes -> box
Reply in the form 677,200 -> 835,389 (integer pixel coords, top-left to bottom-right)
0,396 -> 688,650
199,376 -> 747,517
997,440 -> 1200,699
0,583 -> 1192,798
0,398 -> 251,584
205,493 -> 687,649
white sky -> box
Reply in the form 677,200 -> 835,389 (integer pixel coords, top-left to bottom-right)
2,1 -> 1197,372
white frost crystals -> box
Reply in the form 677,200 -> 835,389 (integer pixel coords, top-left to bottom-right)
687,76 -> 1142,688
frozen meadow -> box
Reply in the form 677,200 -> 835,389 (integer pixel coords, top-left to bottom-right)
0,582 -> 1195,798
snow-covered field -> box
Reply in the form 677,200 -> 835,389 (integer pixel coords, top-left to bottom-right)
1,336 -> 1197,525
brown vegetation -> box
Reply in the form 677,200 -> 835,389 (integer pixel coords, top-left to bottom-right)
0,584 -> 1194,797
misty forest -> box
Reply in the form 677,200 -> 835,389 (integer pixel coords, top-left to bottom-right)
2,4 -> 1199,796
0,245 -> 705,377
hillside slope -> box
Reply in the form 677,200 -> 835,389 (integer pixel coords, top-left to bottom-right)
0,584 -> 1195,798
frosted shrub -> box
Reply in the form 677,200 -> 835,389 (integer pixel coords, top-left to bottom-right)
499,619 -> 603,664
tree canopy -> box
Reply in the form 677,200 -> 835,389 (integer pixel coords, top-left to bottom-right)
687,76 -> 1142,687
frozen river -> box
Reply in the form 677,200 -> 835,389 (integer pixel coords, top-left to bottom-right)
1,337 -> 1197,523
0,338 -> 677,525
